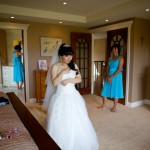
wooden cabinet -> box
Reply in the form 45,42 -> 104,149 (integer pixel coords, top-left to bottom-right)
35,70 -> 47,101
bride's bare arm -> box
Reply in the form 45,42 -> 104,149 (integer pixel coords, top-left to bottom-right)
62,64 -> 82,85
65,74 -> 82,84
51,64 -> 69,86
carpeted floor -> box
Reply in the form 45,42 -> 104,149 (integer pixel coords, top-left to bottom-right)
25,94 -> 150,150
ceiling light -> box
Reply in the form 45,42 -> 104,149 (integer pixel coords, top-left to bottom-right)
145,8 -> 149,12
11,16 -> 14,19
105,19 -> 109,22
63,2 -> 67,5
59,21 -> 62,24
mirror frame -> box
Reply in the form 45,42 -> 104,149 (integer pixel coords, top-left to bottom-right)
0,22 -> 30,101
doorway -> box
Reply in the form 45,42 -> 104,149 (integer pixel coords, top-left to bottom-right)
92,35 -> 107,96
0,22 -> 29,102
0,29 -> 25,102
90,20 -> 133,106
107,28 -> 128,105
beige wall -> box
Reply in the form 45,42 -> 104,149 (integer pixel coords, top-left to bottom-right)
1,18 -> 150,102
146,49 -> 150,99
94,39 -> 106,61
129,18 -> 150,102
128,23 -> 134,102
27,22 -> 89,98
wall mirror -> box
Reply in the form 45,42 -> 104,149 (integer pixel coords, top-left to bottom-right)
0,22 -> 29,102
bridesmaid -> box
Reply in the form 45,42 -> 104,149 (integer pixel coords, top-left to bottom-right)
98,44 -> 124,112
13,45 -> 24,90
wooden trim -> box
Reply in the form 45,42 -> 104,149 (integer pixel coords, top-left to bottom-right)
6,92 -> 60,150
88,17 -> 135,30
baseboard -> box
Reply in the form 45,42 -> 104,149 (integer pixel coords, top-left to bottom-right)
127,99 -> 150,108
28,98 -> 37,103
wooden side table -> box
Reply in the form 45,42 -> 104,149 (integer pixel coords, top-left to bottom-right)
35,69 -> 47,102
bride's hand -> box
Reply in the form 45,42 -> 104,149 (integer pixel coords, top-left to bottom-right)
61,80 -> 68,86
61,80 -> 65,86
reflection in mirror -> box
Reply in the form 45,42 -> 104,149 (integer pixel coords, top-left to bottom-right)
0,29 -> 25,103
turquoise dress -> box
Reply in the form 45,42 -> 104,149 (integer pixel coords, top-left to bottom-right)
101,56 -> 124,99
13,51 -> 24,82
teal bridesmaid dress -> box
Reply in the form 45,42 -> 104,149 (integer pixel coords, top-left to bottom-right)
13,51 -> 24,82
101,56 -> 124,98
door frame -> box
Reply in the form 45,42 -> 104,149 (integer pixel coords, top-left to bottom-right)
107,27 -> 128,105
90,21 -> 133,106
0,22 -> 29,101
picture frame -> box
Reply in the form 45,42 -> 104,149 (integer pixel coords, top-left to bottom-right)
40,37 -> 62,56
38,60 -> 47,70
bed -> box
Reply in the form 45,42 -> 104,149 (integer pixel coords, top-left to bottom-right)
0,92 -> 60,150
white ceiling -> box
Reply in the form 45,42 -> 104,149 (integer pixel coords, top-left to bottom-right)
0,0 -> 150,28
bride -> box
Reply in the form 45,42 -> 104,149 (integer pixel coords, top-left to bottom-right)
43,43 -> 99,150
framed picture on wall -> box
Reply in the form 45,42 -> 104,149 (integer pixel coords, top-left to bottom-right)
40,37 -> 62,56
38,60 -> 47,70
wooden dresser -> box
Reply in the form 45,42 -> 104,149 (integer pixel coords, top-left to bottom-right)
35,70 -> 47,102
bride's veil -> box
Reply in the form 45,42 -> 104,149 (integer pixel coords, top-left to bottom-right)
42,46 -> 60,110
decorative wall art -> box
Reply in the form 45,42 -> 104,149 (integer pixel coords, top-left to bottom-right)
40,37 -> 62,56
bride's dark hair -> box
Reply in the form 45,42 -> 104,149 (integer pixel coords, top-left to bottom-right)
58,43 -> 79,75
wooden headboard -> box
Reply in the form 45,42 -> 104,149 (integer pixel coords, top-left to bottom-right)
6,92 -> 61,150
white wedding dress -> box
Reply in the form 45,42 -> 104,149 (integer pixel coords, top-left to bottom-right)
45,69 -> 99,150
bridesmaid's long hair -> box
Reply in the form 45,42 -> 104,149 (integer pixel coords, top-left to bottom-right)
58,43 -> 79,75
